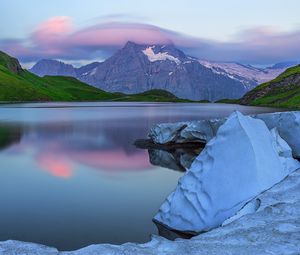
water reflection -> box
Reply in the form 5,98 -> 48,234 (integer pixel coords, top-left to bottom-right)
2,120 -> 155,178
148,147 -> 203,172
0,125 -> 22,151
37,152 -> 73,178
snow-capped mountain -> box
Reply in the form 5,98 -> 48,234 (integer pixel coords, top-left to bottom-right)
29,41 -> 296,101
77,41 -> 248,101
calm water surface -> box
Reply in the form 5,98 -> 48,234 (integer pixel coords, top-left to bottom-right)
0,102 -> 281,251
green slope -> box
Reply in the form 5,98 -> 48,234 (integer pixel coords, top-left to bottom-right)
112,89 -> 192,102
0,51 -> 119,102
239,65 -> 300,108
0,51 -> 190,103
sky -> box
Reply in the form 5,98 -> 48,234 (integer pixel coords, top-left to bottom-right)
1,0 -> 300,67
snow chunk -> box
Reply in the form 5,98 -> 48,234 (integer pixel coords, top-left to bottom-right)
149,119 -> 224,144
149,111 -> 300,158
154,112 -> 300,233
222,198 -> 261,226
142,47 -> 181,65
149,122 -> 189,144
255,111 -> 300,158
0,240 -> 58,255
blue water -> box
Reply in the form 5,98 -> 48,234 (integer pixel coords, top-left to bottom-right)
0,102 -> 280,251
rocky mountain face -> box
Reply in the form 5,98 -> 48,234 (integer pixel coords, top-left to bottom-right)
75,62 -> 101,77
29,42 -> 296,101
78,42 -> 249,101
30,59 -> 78,77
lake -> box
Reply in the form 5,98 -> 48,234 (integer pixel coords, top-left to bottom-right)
0,102 -> 281,251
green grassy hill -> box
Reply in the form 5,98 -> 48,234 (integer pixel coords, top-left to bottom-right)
0,51 -> 189,103
239,65 -> 300,108
112,89 -> 193,102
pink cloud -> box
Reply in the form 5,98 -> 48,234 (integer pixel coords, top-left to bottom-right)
32,16 -> 73,44
69,23 -> 173,47
1,16 -> 300,65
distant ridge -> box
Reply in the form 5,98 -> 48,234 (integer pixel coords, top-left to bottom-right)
30,42 -> 293,101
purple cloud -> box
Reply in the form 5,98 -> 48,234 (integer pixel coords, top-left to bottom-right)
1,16 -> 300,65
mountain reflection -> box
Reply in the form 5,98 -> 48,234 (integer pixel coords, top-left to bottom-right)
0,118 -> 204,179
0,125 -> 22,151
148,147 -> 202,172
134,139 -> 204,172
0,120 -> 155,178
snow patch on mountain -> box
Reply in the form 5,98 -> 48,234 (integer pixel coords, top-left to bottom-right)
90,67 -> 97,76
199,59 -> 286,87
142,46 -> 181,65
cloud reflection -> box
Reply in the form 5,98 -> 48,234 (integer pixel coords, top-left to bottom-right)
70,149 -> 152,171
36,152 -> 72,178
0,120 -> 156,179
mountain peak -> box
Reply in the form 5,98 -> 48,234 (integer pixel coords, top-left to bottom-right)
35,59 -> 74,67
30,59 -> 76,77
124,41 -> 137,46
123,41 -> 175,50
120,41 -> 186,63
